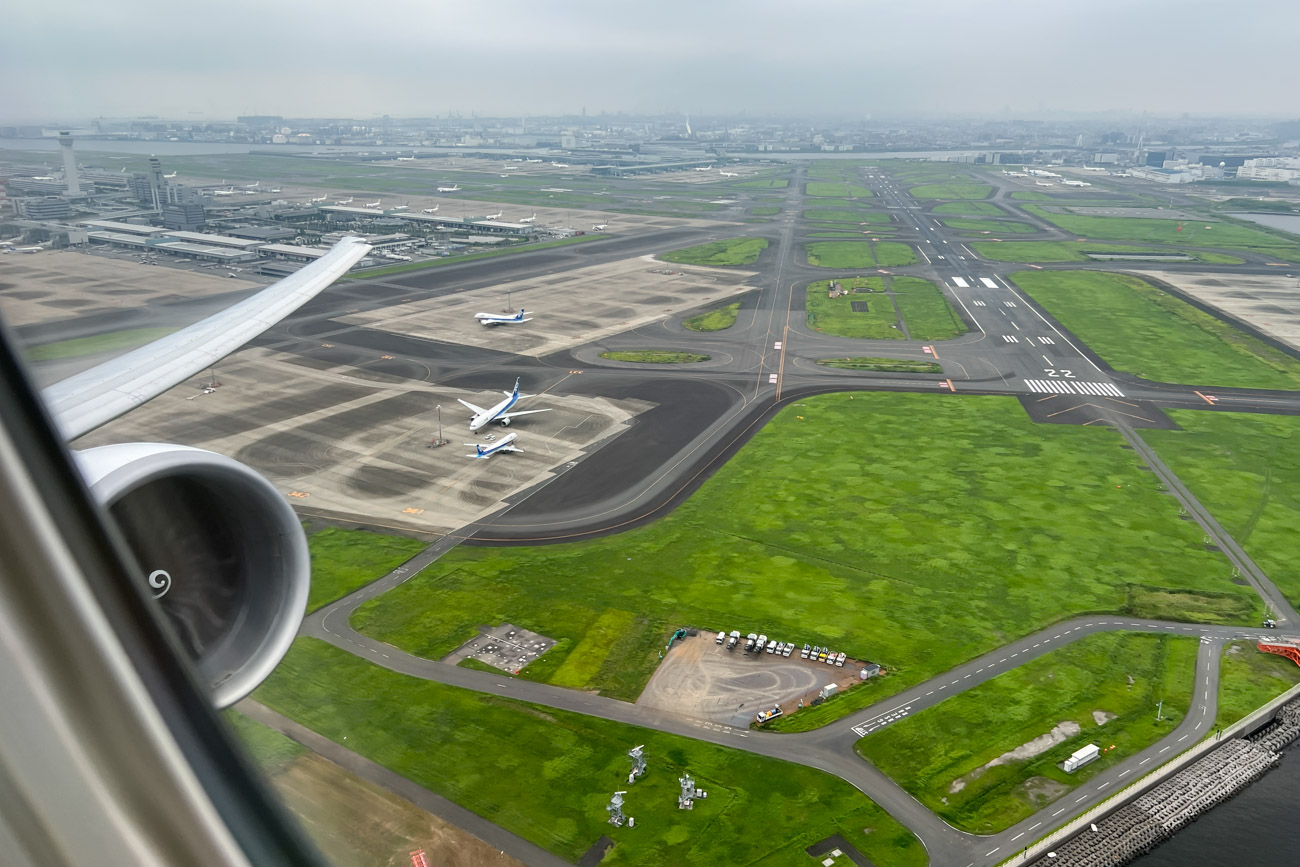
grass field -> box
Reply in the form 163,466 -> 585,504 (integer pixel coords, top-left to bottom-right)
1140,411 -> 1300,610
806,241 -> 915,268
909,183 -> 992,200
933,202 -> 1007,216
942,218 -> 1036,234
659,237 -> 768,266
749,206 -> 780,216
352,393 -> 1251,723
255,639 -> 926,867
732,177 -> 788,189
25,326 -> 175,362
597,350 -> 710,364
806,278 -> 901,339
809,231 -> 871,238
683,301 -> 742,332
856,632 -> 1197,833
1010,271 -> 1300,389
804,208 -> 891,224
807,181 -> 875,198
817,357 -> 943,373
1021,206 -> 1300,261
1012,191 -> 1053,201
306,527 -> 427,613
345,236 -> 599,279
971,241 -> 1245,265
1214,641 -> 1300,729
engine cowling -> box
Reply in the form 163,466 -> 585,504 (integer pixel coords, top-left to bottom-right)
75,443 -> 309,709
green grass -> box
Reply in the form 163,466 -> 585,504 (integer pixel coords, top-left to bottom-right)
804,209 -> 891,224
1141,411 -> 1300,610
1214,641 -> 1300,729
255,639 -> 926,867
306,527 -> 427,613
659,238 -> 768,266
807,182 -> 875,198
855,632 -> 1197,833
1012,192 -> 1053,201
226,710 -> 307,776
1021,206 -> 1300,261
598,351 -> 710,364
749,206 -> 780,216
892,277 -> 968,340
933,202 -> 1006,216
970,241 -> 1244,265
805,278 -> 901,339
808,231 -> 870,238
345,236 -> 599,279
732,177 -> 788,189
1010,271 -> 1300,389
817,357 -> 942,373
352,393 -> 1250,721
909,183 -> 992,200
683,302 -> 742,332
806,241 -> 915,268
25,327 -> 175,362
942,218 -> 1036,234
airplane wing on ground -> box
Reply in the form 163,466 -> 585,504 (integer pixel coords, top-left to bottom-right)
44,236 -> 372,441
498,409 -> 551,421
457,398 -> 490,415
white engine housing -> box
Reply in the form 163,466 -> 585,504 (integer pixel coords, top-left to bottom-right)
75,443 -> 309,708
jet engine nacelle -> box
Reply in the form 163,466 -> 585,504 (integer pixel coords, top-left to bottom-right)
499,417 -> 511,427
75,443 -> 309,709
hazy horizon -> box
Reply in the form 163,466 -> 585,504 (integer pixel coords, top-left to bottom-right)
2,0 -> 1295,122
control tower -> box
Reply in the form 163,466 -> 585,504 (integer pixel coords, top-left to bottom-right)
58,132 -> 80,196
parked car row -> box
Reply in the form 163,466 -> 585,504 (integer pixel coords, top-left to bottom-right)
716,631 -> 845,666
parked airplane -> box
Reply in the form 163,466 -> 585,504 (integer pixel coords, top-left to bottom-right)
524,158 -> 543,163
519,213 -> 537,223
268,187 -> 281,193
719,170 -> 739,178
1061,179 -> 1092,187
1026,168 -> 1061,178
592,222 -> 609,231
334,196 -> 353,204
466,432 -> 522,459
211,187 -> 237,197
310,194 -> 328,203
457,378 -> 551,432
475,308 -> 532,326
244,181 -> 259,188
551,162 -> 570,168
693,165 -> 714,171
436,184 -> 461,192
422,205 -> 440,213
484,210 -> 503,220
1035,181 -> 1055,186
363,199 -> 381,208
397,156 -> 416,161
0,241 -> 43,254
390,203 -> 409,211
163,171 -> 178,179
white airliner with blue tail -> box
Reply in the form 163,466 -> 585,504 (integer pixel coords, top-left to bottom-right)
466,432 -> 522,459
474,308 -> 533,326
457,378 -> 551,432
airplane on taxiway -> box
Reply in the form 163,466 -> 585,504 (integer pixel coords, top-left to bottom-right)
720,170 -> 739,177
592,222 -> 609,231
475,308 -> 532,326
436,183 -> 461,192
311,193 -> 328,202
484,210 -> 503,220
466,432 -> 523,459
458,378 -> 551,432
422,205 -> 440,213
519,213 -> 537,223
334,196 -> 353,204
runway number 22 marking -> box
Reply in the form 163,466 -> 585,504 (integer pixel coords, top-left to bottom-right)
1044,369 -> 1076,379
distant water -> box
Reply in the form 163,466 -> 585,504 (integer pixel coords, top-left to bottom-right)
1131,742 -> 1300,866
1230,212 -> 1300,238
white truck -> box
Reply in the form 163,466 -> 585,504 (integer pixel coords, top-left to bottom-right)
727,630 -> 741,650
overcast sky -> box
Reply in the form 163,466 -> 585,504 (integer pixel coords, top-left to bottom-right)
2,0 -> 1295,122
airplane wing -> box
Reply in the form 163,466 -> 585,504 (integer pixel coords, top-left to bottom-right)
497,444 -> 523,453
457,398 -> 490,415
498,409 -> 551,421
43,237 -> 371,441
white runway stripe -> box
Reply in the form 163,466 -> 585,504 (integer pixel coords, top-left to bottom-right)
1024,380 -> 1125,397
973,299 -> 986,307
1037,336 -> 1055,344
1002,334 -> 1019,343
